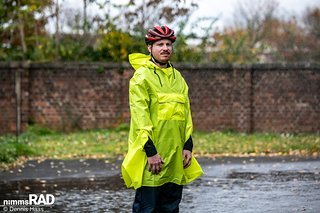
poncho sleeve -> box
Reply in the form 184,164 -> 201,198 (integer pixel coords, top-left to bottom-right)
121,71 -> 154,189
129,72 -> 154,147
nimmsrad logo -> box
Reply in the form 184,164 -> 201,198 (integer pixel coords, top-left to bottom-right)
2,194 -> 55,212
3,194 -> 55,206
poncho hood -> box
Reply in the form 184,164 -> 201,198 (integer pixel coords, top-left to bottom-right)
129,53 -> 152,71
129,53 -> 175,76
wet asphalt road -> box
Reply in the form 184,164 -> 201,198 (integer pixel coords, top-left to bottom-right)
181,157 -> 320,213
0,156 -> 319,212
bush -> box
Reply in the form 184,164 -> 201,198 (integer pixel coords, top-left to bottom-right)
0,136 -> 37,163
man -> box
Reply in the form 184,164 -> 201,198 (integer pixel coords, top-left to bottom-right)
122,25 -> 203,212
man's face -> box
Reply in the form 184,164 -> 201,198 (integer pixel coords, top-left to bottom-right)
148,39 -> 173,64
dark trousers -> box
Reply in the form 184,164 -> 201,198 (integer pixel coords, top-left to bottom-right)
132,182 -> 183,213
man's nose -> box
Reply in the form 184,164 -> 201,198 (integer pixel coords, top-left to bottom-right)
162,44 -> 169,50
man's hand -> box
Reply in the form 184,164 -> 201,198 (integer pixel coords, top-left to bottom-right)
147,154 -> 164,174
183,150 -> 192,168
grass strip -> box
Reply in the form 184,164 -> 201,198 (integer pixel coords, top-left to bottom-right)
0,125 -> 319,168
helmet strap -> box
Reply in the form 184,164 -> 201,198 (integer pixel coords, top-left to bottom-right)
151,55 -> 168,66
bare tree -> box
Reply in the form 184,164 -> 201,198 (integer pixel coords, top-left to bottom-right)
303,7 -> 320,38
233,0 -> 279,47
116,0 -> 198,37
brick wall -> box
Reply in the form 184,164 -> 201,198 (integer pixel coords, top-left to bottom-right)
28,63 -> 128,132
0,63 -> 16,134
181,64 -> 320,133
0,62 -> 319,135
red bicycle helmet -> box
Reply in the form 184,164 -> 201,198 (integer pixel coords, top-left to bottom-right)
145,25 -> 176,45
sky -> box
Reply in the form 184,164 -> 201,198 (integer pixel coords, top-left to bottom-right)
189,0 -> 320,30
60,0 -> 320,33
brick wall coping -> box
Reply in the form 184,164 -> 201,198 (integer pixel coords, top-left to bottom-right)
0,61 -> 130,70
0,61 -> 319,71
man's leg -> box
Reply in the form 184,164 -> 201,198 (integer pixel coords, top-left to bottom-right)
159,182 -> 183,213
133,186 -> 159,213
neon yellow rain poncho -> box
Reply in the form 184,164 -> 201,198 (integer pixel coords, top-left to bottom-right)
121,53 -> 203,189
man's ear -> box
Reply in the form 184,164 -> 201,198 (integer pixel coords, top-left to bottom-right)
147,44 -> 152,53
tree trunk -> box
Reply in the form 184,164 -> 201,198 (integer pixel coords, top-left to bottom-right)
83,0 -> 87,33
17,0 -> 27,57
55,0 -> 60,59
